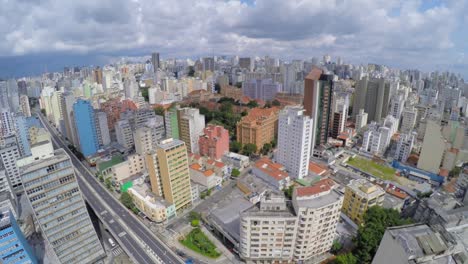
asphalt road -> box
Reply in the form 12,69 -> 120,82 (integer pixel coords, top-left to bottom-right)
37,113 -> 182,264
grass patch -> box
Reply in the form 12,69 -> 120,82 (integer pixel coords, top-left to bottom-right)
180,228 -> 221,258
347,157 -> 396,181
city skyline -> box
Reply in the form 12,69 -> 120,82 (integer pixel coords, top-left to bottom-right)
0,0 -> 467,78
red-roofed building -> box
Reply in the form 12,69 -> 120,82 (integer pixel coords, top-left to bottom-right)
198,125 -> 229,160
252,158 -> 291,190
189,163 -> 222,189
308,161 -> 328,177
295,179 -> 336,198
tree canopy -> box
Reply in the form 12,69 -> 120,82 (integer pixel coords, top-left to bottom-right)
230,141 -> 242,153
242,143 -> 257,156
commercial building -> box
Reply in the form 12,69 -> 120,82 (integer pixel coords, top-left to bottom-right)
198,125 -> 229,160
151,52 -> 160,72
73,99 -> 99,157
276,106 -> 313,179
354,77 -> 391,122
146,139 -> 192,212
342,179 -> 385,225
19,146 -> 105,264
177,108 -> 205,154
303,68 -> 334,149
128,184 -> 176,223
0,207 -> 38,264
417,120 -> 446,174
236,107 -> 279,152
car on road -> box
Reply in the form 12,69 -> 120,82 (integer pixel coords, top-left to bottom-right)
108,238 -> 116,247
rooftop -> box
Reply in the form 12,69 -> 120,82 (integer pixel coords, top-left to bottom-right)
254,158 -> 288,181
296,178 -> 336,197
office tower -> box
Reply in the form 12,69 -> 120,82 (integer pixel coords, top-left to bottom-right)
73,99 -> 99,157
15,115 -> 31,157
240,193 -> 298,262
342,179 -> 385,225
417,120 -> 445,173
389,94 -> 405,121
352,78 -> 367,119
115,119 -> 134,150
19,95 -> 31,117
60,92 -> 78,146
6,79 -> 19,112
242,78 -> 282,101
95,111 -> 110,146
400,106 -> 417,133
93,66 -> 103,84
276,106 -> 313,179
365,78 -> 391,122
236,108 -> 279,152
165,106 -> 179,139
0,207 -> 38,264
238,57 -> 252,71
0,135 -> 21,190
202,57 -> 215,72
292,179 -> 343,261
19,146 -> 106,264
355,109 -> 368,130
304,68 -> 334,149
394,132 -> 416,163
146,138 -> 192,212
151,52 -> 160,72
198,125 -> 229,160
0,109 -> 15,138
177,108 -> 205,154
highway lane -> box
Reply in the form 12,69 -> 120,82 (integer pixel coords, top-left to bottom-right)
38,113 -> 182,264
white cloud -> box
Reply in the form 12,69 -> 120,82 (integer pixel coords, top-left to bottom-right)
0,0 -> 466,72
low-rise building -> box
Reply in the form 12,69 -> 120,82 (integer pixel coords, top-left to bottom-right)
222,152 -> 250,170
198,125 -> 229,160
189,163 -> 222,189
252,158 -> 291,191
128,184 -> 176,223
342,179 -> 385,225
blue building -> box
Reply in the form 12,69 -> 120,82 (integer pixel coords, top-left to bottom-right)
0,209 -> 38,264
15,115 -> 31,157
73,99 -> 99,157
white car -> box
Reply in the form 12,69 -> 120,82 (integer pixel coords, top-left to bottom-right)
108,238 -> 116,247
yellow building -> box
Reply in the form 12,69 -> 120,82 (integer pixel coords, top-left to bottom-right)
127,184 -> 174,223
236,107 -> 279,152
146,138 -> 193,212
342,179 -> 385,225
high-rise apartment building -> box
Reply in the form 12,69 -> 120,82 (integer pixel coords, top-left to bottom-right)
0,135 -> 22,190
394,132 -> 416,163
400,106 -> 417,133
73,99 -> 99,157
359,77 -> 391,122
238,57 -> 252,71
164,106 -> 179,139
93,66 -> 103,84
389,94 -> 405,121
151,52 -> 160,72
342,179 -> 385,225
417,120 -> 446,173
0,207 -> 38,264
60,92 -> 78,146
236,108 -> 279,152
304,68 -> 334,149
115,119 -> 134,150
0,165 -> 12,195
15,115 -> 32,157
198,125 -> 229,160
242,78 -> 282,101
95,111 -> 111,146
202,57 -> 215,72
177,108 -> 205,154
355,109 -> 368,131
146,138 -> 192,212
19,94 -> 31,117
330,95 -> 349,138
19,146 -> 105,264
276,106 -> 313,179
134,126 -> 159,155
0,109 -> 15,138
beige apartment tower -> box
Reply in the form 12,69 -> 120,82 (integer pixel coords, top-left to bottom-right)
146,138 -> 192,212
342,179 -> 385,225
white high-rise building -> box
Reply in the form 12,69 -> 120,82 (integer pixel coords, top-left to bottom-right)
19,142 -> 106,264
0,109 -> 15,137
115,119 -> 134,150
95,111 -> 110,146
394,132 -> 416,163
401,106 -> 417,133
361,123 -> 383,155
0,135 -> 21,191
276,106 -> 313,179
177,108 -> 205,154
390,94 -> 405,121
355,109 -> 368,131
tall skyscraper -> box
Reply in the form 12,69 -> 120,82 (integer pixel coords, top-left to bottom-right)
60,92 -> 78,146
164,106 -> 179,140
95,111 -> 111,146
15,114 -> 32,157
238,57 -> 252,71
0,109 -> 15,138
73,99 -> 99,157
242,78 -> 282,101
6,79 -> 20,113
304,68 -> 334,150
356,77 -> 391,122
417,120 -> 445,173
0,207 -> 38,264
146,138 -> 192,212
202,57 -> 215,72
151,52 -> 160,72
276,106 -> 313,179
93,66 -> 103,84
19,144 -> 106,264
177,108 -> 205,154
0,135 -> 22,190
19,94 -> 31,117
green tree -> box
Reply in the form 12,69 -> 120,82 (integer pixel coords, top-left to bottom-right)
241,110 -> 248,116
247,100 -> 258,108
120,192 -> 135,210
140,87 -> 149,101
154,106 -> 165,116
283,185 -> 294,199
331,240 -> 343,254
242,143 -> 257,156
189,211 -> 201,221
235,82 -> 242,88
270,139 -> 277,148
105,178 -> 112,190
272,99 -> 281,106
219,102 -> 233,113
191,219 -> 200,227
230,141 -> 242,153
40,109 -> 46,115
231,168 -> 240,177
261,143 -> 272,155
353,206 -> 412,263
334,253 -> 357,264
188,66 -> 195,77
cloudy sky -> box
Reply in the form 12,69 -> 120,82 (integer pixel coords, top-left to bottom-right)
0,0 -> 467,78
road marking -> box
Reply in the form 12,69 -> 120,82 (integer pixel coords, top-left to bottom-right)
101,210 -> 108,215
109,219 -> 115,224
118,232 -> 127,237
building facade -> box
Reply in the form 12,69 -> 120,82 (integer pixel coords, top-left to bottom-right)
177,108 -> 205,154
342,179 -> 385,225
73,99 -> 99,156
198,125 -> 229,160
236,108 -> 279,152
